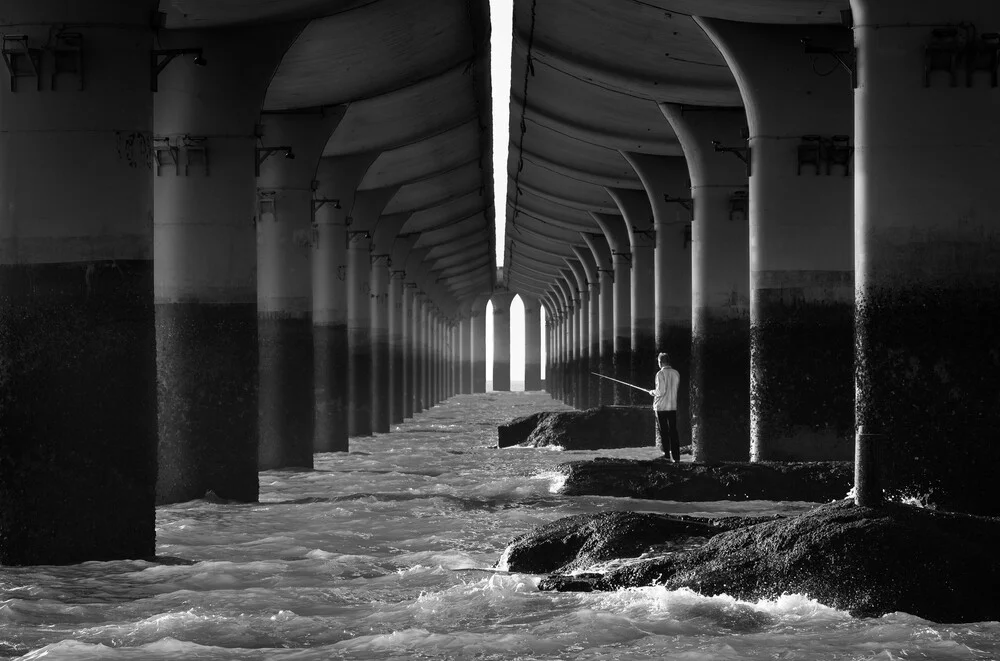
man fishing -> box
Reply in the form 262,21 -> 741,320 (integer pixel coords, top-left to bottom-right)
648,353 -> 680,462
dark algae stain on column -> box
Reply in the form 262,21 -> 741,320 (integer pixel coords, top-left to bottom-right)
0,261 -> 157,564
157,302 -> 259,504
856,282 -> 1000,515
692,316 -> 750,462
752,272 -> 854,462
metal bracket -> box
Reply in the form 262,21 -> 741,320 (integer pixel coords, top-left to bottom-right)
662,194 -> 693,212
255,146 -> 295,177
347,230 -> 370,242
802,38 -> 858,88
371,254 -> 391,266
182,135 -> 209,175
712,140 -> 752,177
254,190 -> 277,225
50,32 -> 84,91
634,227 -> 656,244
391,270 -> 407,280
150,47 -> 205,92
1,35 -> 41,92
611,251 -> 632,265
312,198 -> 341,213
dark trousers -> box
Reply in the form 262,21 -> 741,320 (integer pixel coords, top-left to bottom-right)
655,410 -> 681,461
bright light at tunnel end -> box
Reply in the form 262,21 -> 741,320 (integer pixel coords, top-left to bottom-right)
490,0 -> 513,271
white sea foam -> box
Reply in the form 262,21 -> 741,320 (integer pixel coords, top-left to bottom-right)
5,392 -> 1000,661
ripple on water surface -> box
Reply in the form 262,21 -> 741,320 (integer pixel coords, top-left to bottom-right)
3,392 -> 1000,660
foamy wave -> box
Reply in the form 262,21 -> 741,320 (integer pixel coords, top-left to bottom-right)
18,637 -> 270,661
585,586 -> 850,632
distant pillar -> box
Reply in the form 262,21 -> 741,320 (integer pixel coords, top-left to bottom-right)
389,268 -> 405,424
256,111 -> 343,470
608,189 -> 656,406
458,313 -> 475,395
574,247 -> 601,407
402,284 -> 415,418
524,296 -> 542,390
0,0 -> 157,565
851,0 -> 1000,514
584,233 -> 615,406
154,26 -> 299,504
567,260 -> 591,409
624,154 -> 695,449
370,255 -> 391,433
701,18 -> 854,462
347,233 -> 373,436
492,293 -> 515,391
412,292 -> 426,413
472,304 -> 487,392
553,279 -> 574,405
660,107 -> 750,463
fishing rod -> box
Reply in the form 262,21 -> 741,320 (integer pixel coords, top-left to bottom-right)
590,372 -> 650,394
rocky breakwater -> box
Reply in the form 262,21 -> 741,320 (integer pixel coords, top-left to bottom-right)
498,502 -> 1000,623
559,457 -> 853,502
496,406 -> 654,450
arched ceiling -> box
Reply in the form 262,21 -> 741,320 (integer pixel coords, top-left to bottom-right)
157,0 -> 494,313
503,0 -> 849,303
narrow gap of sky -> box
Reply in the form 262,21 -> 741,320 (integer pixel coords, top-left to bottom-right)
486,0 -> 545,386
490,0 -> 512,270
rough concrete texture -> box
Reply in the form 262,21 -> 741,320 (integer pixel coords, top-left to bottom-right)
497,406 -> 655,450
559,458 -> 852,502
520,501 -> 1000,623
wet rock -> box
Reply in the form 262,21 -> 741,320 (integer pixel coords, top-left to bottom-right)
601,501 -> 1000,623
518,501 -> 1000,623
559,457 -> 852,502
497,412 -> 551,448
499,510 -> 779,574
498,406 -> 655,450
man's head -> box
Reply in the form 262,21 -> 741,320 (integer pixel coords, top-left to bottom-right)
658,352 -> 670,368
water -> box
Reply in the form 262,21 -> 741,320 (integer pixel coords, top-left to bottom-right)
2,392 -> 998,660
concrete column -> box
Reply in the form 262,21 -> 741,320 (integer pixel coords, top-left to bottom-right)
567,260 -> 591,409
154,26 -> 299,505
422,303 -> 433,406
574,247 -> 601,406
388,268 -> 405,424
523,296 -> 542,390
701,19 -> 855,462
554,277 -> 576,405
623,154 -> 696,450
850,0 -> 1000,513
492,292 -> 515,391
0,0 -> 156,565
607,189 -> 656,405
369,254 -> 391,433
412,291 -> 425,413
459,316 -> 473,393
592,214 -> 632,404
347,232 -> 373,436
660,107 -> 751,463
313,155 -> 378,453
472,302 -> 488,392
402,284 -> 416,418
256,111 -> 343,470
583,233 -> 615,405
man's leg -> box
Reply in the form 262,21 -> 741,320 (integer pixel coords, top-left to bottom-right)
655,410 -> 669,457
667,410 -> 681,462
